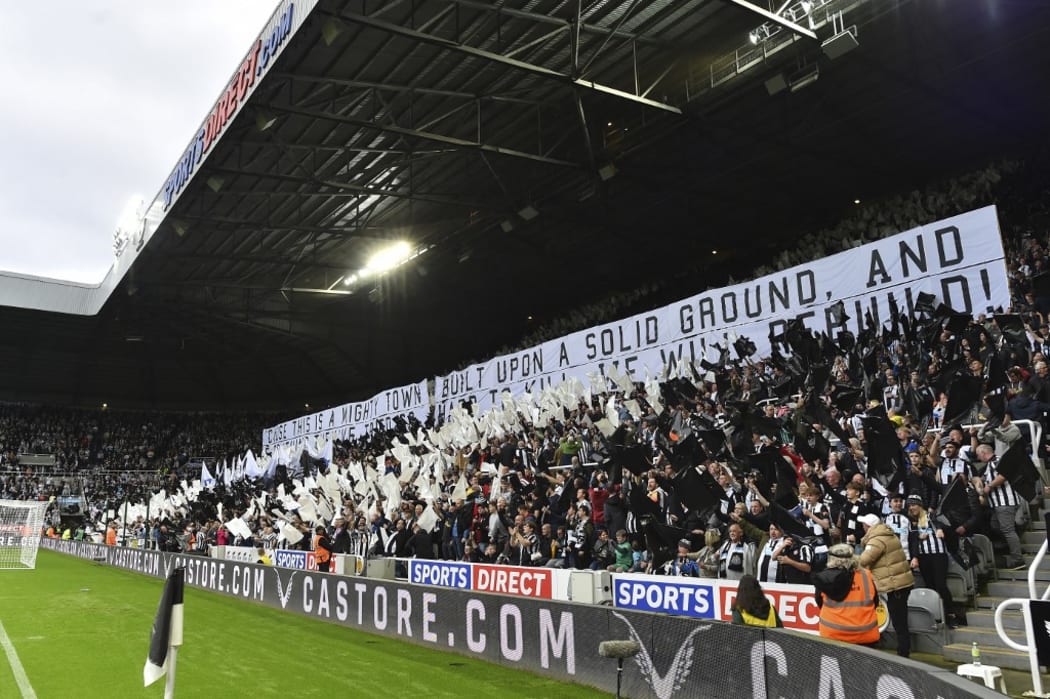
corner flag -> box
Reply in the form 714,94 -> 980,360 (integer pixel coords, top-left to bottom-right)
143,567 -> 185,691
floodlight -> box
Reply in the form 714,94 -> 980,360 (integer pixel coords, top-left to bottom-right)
364,241 -> 412,274
116,195 -> 144,235
256,112 -> 278,132
748,31 -> 759,45
321,19 -> 343,46
517,205 -> 539,221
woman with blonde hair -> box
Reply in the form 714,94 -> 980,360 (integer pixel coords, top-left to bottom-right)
906,494 -> 958,626
812,543 -> 879,645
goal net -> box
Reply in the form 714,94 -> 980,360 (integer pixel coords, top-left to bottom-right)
0,500 -> 49,570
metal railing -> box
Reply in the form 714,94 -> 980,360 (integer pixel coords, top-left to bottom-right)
994,512 -> 1050,697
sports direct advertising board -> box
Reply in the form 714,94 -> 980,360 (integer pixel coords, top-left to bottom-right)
612,573 -> 821,633
407,559 -> 569,600
43,540 -> 1001,699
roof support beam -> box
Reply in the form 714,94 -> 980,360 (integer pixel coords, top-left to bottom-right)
334,9 -> 683,115
207,165 -> 490,210
275,73 -> 540,106
267,103 -> 583,168
723,0 -> 818,40
434,0 -> 666,47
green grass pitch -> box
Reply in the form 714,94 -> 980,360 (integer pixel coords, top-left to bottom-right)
0,550 -> 605,698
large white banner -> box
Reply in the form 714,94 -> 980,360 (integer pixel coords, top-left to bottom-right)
262,380 -> 430,449
434,206 -> 1009,417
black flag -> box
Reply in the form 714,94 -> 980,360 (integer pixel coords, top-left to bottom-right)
1029,598 -> 1050,668
144,566 -> 185,687
996,440 -> 1041,502
673,466 -> 722,512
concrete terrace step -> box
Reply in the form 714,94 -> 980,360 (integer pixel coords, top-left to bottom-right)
1023,530 -> 1048,546
943,640 -> 1038,672
966,609 -> 1027,631
948,624 -> 1028,649
989,580 -> 1040,597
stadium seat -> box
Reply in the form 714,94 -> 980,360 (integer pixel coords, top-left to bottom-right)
971,534 -> 997,581
906,588 -> 946,646
946,558 -> 977,610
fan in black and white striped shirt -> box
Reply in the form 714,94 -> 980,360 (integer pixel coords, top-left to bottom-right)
937,442 -> 970,486
906,495 -> 960,626
883,494 -> 911,560
976,444 -> 1026,569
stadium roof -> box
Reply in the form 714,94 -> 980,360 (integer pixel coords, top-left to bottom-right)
2,0 -> 1049,410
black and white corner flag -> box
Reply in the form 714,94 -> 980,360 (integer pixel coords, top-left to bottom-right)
143,567 -> 185,687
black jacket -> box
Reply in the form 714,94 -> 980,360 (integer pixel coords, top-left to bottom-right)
812,566 -> 853,606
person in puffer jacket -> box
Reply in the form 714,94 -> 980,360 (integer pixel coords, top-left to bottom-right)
858,513 -> 915,657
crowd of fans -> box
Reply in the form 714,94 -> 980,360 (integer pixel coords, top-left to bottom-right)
9,154 -> 1050,654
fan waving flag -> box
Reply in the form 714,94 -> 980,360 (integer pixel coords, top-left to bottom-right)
144,567 -> 185,690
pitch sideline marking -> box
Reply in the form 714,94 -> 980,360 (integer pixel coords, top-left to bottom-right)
0,619 -> 36,699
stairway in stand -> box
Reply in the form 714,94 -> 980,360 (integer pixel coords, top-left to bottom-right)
942,499 -> 1049,672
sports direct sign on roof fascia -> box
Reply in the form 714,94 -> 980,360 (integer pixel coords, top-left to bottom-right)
159,0 -> 317,212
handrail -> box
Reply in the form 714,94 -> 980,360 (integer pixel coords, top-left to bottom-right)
994,518 -> 1050,697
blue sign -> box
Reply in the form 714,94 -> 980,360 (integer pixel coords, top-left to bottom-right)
407,560 -> 472,590
273,550 -> 308,569
612,578 -> 716,619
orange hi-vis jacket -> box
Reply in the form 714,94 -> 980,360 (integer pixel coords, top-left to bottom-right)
313,534 -> 331,563
818,568 -> 880,644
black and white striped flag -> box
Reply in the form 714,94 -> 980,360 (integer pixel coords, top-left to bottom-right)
143,567 -> 184,688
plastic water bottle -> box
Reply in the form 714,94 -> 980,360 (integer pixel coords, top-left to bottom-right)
971,641 -> 981,666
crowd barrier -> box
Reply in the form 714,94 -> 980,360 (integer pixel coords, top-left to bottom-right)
211,548 -> 861,634
42,539 -> 1001,699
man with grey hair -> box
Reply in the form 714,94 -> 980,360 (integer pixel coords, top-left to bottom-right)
976,443 -> 1026,569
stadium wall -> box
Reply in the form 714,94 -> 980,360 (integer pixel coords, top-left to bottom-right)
43,540 -> 999,699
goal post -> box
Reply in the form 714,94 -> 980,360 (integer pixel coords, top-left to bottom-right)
0,500 -> 49,570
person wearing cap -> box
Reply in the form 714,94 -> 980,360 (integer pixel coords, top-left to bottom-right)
936,441 -> 971,487
664,538 -> 700,577
943,425 -> 977,464
858,511 -> 914,655
813,543 -> 880,645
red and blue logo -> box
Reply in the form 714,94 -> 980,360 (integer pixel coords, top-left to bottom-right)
162,3 -> 296,210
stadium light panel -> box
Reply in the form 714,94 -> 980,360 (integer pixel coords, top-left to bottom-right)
115,195 -> 144,236
364,241 -> 412,274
